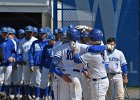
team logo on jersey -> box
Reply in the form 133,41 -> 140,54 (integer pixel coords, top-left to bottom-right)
109,57 -> 119,62
35,44 -> 42,51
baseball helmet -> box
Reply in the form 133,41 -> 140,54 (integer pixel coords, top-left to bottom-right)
25,25 -> 33,32
68,24 -> 75,30
89,29 -> 103,41
17,29 -> 25,35
67,28 -> 80,41
80,31 -> 89,38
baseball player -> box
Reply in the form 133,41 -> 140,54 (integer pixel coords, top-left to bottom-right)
0,27 -> 16,99
39,34 -> 55,100
17,25 -> 37,99
73,29 -> 109,100
52,28 -> 63,100
78,31 -> 92,100
50,27 -> 107,100
29,28 -> 48,99
13,29 -> 26,99
106,37 -> 128,100
7,27 -> 20,99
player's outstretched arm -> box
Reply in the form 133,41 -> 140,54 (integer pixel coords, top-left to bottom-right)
87,45 -> 106,53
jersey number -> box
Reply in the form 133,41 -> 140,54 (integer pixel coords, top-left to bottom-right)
66,50 -> 74,60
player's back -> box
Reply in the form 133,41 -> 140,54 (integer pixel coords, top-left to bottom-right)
81,52 -> 107,79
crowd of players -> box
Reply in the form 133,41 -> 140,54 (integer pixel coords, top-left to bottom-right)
0,25 -> 128,100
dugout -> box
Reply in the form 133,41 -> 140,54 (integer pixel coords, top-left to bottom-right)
0,0 -> 52,29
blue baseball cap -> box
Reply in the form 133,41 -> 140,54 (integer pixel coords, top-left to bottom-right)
46,34 -> 55,41
1,27 -> 8,33
8,27 -> 16,34
25,25 -> 33,32
33,27 -> 38,33
18,29 -> 25,35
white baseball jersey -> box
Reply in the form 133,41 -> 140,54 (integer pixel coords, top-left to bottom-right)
76,42 -> 89,55
80,52 -> 107,79
54,42 -> 81,70
107,49 -> 127,73
18,36 -> 37,61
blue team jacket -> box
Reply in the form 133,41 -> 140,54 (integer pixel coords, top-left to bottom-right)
40,45 -> 53,69
0,37 -> 16,66
29,40 -> 48,67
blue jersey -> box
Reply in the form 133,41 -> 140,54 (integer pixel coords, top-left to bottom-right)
0,37 -> 16,66
29,40 -> 48,67
40,45 -> 53,69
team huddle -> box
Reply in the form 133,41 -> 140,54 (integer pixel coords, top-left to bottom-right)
0,25 -> 128,100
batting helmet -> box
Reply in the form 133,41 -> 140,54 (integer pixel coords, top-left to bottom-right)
89,29 -> 103,41
80,31 -> 89,38
67,28 -> 80,41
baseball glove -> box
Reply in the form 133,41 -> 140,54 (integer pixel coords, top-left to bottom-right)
0,47 -> 4,63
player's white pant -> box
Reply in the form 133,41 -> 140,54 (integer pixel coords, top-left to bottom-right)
16,64 -> 24,85
40,67 -> 50,89
11,67 -> 18,85
90,77 -> 109,100
106,74 -> 124,100
23,62 -> 31,85
53,75 -> 60,100
81,74 -> 91,100
0,66 -> 12,86
30,66 -> 41,87
59,72 -> 82,100
12,64 -> 24,85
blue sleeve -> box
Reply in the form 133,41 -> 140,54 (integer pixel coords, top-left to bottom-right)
105,63 -> 109,70
29,43 -> 34,67
74,53 -> 82,63
87,45 -> 106,53
54,67 -> 63,77
11,41 -> 16,59
121,64 -> 128,74
40,47 -> 46,68
49,56 -> 61,73
16,54 -> 23,62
